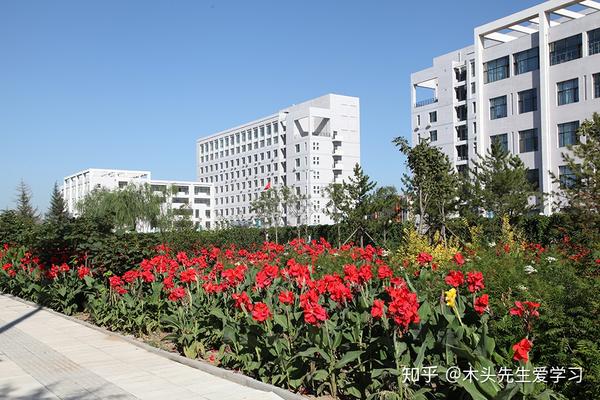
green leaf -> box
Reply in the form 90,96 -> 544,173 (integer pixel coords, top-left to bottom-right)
334,350 -> 363,369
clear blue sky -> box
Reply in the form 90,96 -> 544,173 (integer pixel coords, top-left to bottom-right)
0,0 -> 541,212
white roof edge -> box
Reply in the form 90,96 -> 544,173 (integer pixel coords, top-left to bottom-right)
150,179 -> 212,186
63,168 -> 152,179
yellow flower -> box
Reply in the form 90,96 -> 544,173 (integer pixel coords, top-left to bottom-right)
445,288 -> 457,308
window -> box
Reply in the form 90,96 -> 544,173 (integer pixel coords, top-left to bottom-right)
471,82 -> 476,94
429,111 -> 437,123
295,158 -> 300,167
519,129 -> 538,153
455,86 -> 467,101
417,115 -> 421,125
313,156 -> 320,165
557,78 -> 579,105
484,56 -> 509,83
456,125 -> 468,141
489,96 -> 507,119
491,133 -> 509,152
558,121 -> 579,147
470,61 -> 475,77
594,73 -> 600,99
456,105 -> 467,121
455,67 -> 466,82
588,28 -> 600,56
456,144 -> 468,161
526,169 -> 540,190
518,89 -> 537,113
429,130 -> 437,142
295,143 -> 300,152
559,166 -> 576,188
550,34 -> 582,65
514,47 -> 539,75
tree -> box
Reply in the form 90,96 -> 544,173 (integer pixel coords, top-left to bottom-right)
394,137 -> 458,242
367,185 -> 400,244
466,141 -> 538,222
551,112 -> 600,238
15,179 -> 38,224
250,188 -> 282,243
46,182 -> 68,223
324,183 -> 349,247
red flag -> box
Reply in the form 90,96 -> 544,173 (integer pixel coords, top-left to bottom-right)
264,181 -> 271,190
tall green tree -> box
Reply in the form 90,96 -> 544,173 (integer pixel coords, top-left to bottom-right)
324,183 -> 349,247
367,185 -> 401,245
46,182 -> 68,223
551,112 -> 600,239
250,188 -> 282,243
465,141 -> 538,221
15,179 -> 38,223
394,137 -> 458,241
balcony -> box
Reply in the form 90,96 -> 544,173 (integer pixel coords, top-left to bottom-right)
332,132 -> 343,142
333,147 -> 344,156
333,162 -> 343,170
415,98 -> 438,108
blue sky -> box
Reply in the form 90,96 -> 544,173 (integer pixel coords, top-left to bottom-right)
0,0 -> 541,212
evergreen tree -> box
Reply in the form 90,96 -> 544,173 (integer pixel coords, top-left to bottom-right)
15,179 -> 38,223
394,137 -> 458,241
466,141 -> 538,221
47,182 -> 68,222
551,112 -> 600,239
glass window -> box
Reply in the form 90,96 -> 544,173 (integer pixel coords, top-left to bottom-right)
456,144 -> 468,161
594,73 -> 600,99
557,78 -> 579,105
295,143 -> 300,152
526,169 -> 540,190
429,130 -> 437,142
519,129 -> 538,153
456,125 -> 468,141
456,105 -> 467,121
589,28 -> 600,56
429,111 -> 437,123
559,166 -> 576,188
489,96 -> 507,119
491,133 -> 509,152
484,56 -> 509,83
558,121 -> 580,147
518,89 -> 537,113
514,47 -> 539,75
470,61 -> 475,77
550,34 -> 582,65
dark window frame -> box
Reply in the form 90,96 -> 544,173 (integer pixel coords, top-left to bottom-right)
489,95 -> 507,120
491,133 -> 509,153
518,88 -> 537,113
558,121 -> 580,147
519,129 -> 538,153
550,34 -> 582,65
484,56 -> 509,83
514,47 -> 539,75
557,78 -> 579,106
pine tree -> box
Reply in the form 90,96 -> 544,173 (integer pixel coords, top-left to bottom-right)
47,182 -> 68,222
467,141 -> 538,221
15,179 -> 38,223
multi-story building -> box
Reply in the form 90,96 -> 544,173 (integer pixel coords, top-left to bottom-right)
196,94 -> 360,227
411,0 -> 600,214
62,168 -> 213,230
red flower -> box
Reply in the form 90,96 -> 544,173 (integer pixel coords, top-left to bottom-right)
47,265 -> 59,280
453,252 -> 465,266
503,243 -> 511,253
180,268 -> 197,283
251,302 -> 272,322
328,281 -> 353,304
59,263 -> 70,273
168,286 -> 186,302
444,270 -> 465,287
232,291 -> 252,310
474,294 -> 489,315
512,338 -> 533,362
371,299 -> 385,318
77,266 -> 91,280
140,270 -> 155,283
302,302 -> 328,325
416,252 -> 433,265
122,270 -> 139,283
163,275 -> 174,289
2,263 -> 13,271
377,264 -> 393,279
279,290 -> 295,305
466,271 -> 485,293
343,264 -> 360,284
386,286 -> 420,331
510,301 -> 540,318
109,276 -> 124,288
358,265 -> 373,283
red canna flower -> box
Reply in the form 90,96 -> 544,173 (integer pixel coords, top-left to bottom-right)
278,290 -> 295,305
445,270 -> 465,287
474,294 -> 489,315
453,252 -> 465,266
416,252 -> 433,265
302,302 -> 328,325
2,263 -> 13,271
140,270 -> 155,283
122,270 -> 139,283
377,264 -> 393,279
512,338 -> 533,362
371,299 -> 385,318
168,286 -> 186,301
180,268 -> 197,283
358,265 -> 373,283
466,271 -> 485,293
59,263 -> 70,273
109,276 -> 124,288
232,291 -> 252,310
510,301 -> 540,318
77,266 -> 91,280
251,302 -> 272,322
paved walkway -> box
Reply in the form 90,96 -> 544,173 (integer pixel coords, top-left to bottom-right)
0,295 -> 286,400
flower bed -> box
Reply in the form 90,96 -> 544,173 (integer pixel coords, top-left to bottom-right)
0,240 -> 561,399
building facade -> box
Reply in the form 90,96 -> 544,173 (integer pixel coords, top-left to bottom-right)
196,94 -> 360,227
63,168 -> 213,230
411,0 -> 600,214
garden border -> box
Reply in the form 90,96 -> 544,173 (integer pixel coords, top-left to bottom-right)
1,293 -> 307,400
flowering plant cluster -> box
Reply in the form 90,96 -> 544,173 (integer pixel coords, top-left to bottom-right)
0,240 -> 560,399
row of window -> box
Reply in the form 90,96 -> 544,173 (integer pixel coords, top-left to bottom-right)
491,120 -> 580,154
199,122 -> 281,154
199,150 -> 281,175
484,28 -> 600,84
199,136 -> 283,163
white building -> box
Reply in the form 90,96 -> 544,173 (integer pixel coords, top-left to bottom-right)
411,0 -> 600,214
63,168 -> 213,230
196,93 -> 360,227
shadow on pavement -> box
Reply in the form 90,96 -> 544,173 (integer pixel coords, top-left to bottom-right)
0,306 -> 42,335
